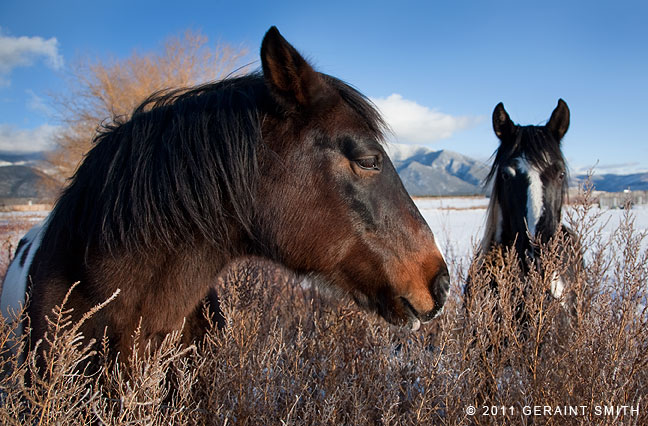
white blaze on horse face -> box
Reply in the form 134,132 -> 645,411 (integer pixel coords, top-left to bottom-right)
516,157 -> 544,237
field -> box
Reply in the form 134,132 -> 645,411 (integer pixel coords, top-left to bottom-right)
417,196 -> 648,274
0,192 -> 646,425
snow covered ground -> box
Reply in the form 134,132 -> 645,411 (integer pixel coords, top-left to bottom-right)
1,199 -> 647,269
0,210 -> 50,224
414,197 -> 488,271
414,197 -> 648,275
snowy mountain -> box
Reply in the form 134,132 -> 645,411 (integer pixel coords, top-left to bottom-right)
386,144 -> 648,195
0,165 -> 59,201
0,152 -> 46,165
0,146 -> 646,202
385,144 -> 490,196
571,172 -> 648,192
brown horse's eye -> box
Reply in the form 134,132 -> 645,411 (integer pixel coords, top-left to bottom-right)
355,156 -> 380,171
559,171 -> 566,180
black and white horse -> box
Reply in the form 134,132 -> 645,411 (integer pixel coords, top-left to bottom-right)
466,99 -> 579,333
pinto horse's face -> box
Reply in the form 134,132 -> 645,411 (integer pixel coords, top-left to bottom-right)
254,27 -> 449,330
489,100 -> 570,256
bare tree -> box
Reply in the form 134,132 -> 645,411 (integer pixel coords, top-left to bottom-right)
47,29 -> 249,182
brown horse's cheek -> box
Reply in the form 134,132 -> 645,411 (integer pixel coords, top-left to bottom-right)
375,216 -> 447,311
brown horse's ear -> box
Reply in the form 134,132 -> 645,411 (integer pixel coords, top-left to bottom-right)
261,26 -> 327,109
492,102 -> 515,141
547,98 -> 570,142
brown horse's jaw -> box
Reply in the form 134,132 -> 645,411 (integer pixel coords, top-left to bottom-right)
400,297 -> 425,331
322,276 -> 443,331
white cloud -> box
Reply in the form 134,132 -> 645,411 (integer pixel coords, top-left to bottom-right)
0,123 -> 59,154
0,28 -> 63,85
370,94 -> 481,144
26,89 -> 53,116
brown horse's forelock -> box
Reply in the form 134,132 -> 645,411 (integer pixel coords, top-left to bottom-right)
44,72 -> 386,259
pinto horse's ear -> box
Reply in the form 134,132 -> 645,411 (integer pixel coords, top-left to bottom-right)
261,26 -> 327,109
547,98 -> 570,142
492,102 -> 515,141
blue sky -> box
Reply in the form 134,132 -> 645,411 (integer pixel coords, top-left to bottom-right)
1,0 -> 646,174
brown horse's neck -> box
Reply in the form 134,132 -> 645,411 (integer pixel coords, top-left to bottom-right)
30,232 -> 239,362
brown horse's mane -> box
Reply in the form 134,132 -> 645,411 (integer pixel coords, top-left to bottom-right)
45,72 -> 384,258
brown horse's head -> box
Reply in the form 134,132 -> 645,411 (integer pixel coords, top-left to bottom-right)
254,27 -> 449,330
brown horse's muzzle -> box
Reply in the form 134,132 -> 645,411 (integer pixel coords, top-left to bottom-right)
408,269 -> 450,328
385,233 -> 450,330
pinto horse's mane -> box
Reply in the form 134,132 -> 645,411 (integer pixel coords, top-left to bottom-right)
482,125 -> 568,252
485,126 -> 566,184
48,72 -> 385,256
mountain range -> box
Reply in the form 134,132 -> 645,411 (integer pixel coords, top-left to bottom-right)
385,144 -> 490,196
569,172 -> 648,193
387,144 -> 648,195
0,164 -> 59,202
1,148 -> 647,204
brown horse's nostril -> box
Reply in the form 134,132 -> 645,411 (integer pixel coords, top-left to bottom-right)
426,269 -> 450,321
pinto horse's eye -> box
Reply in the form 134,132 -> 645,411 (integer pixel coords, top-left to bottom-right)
500,166 -> 516,181
558,171 -> 566,180
355,156 -> 381,171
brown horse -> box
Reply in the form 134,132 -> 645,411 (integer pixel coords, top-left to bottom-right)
1,27 -> 449,363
